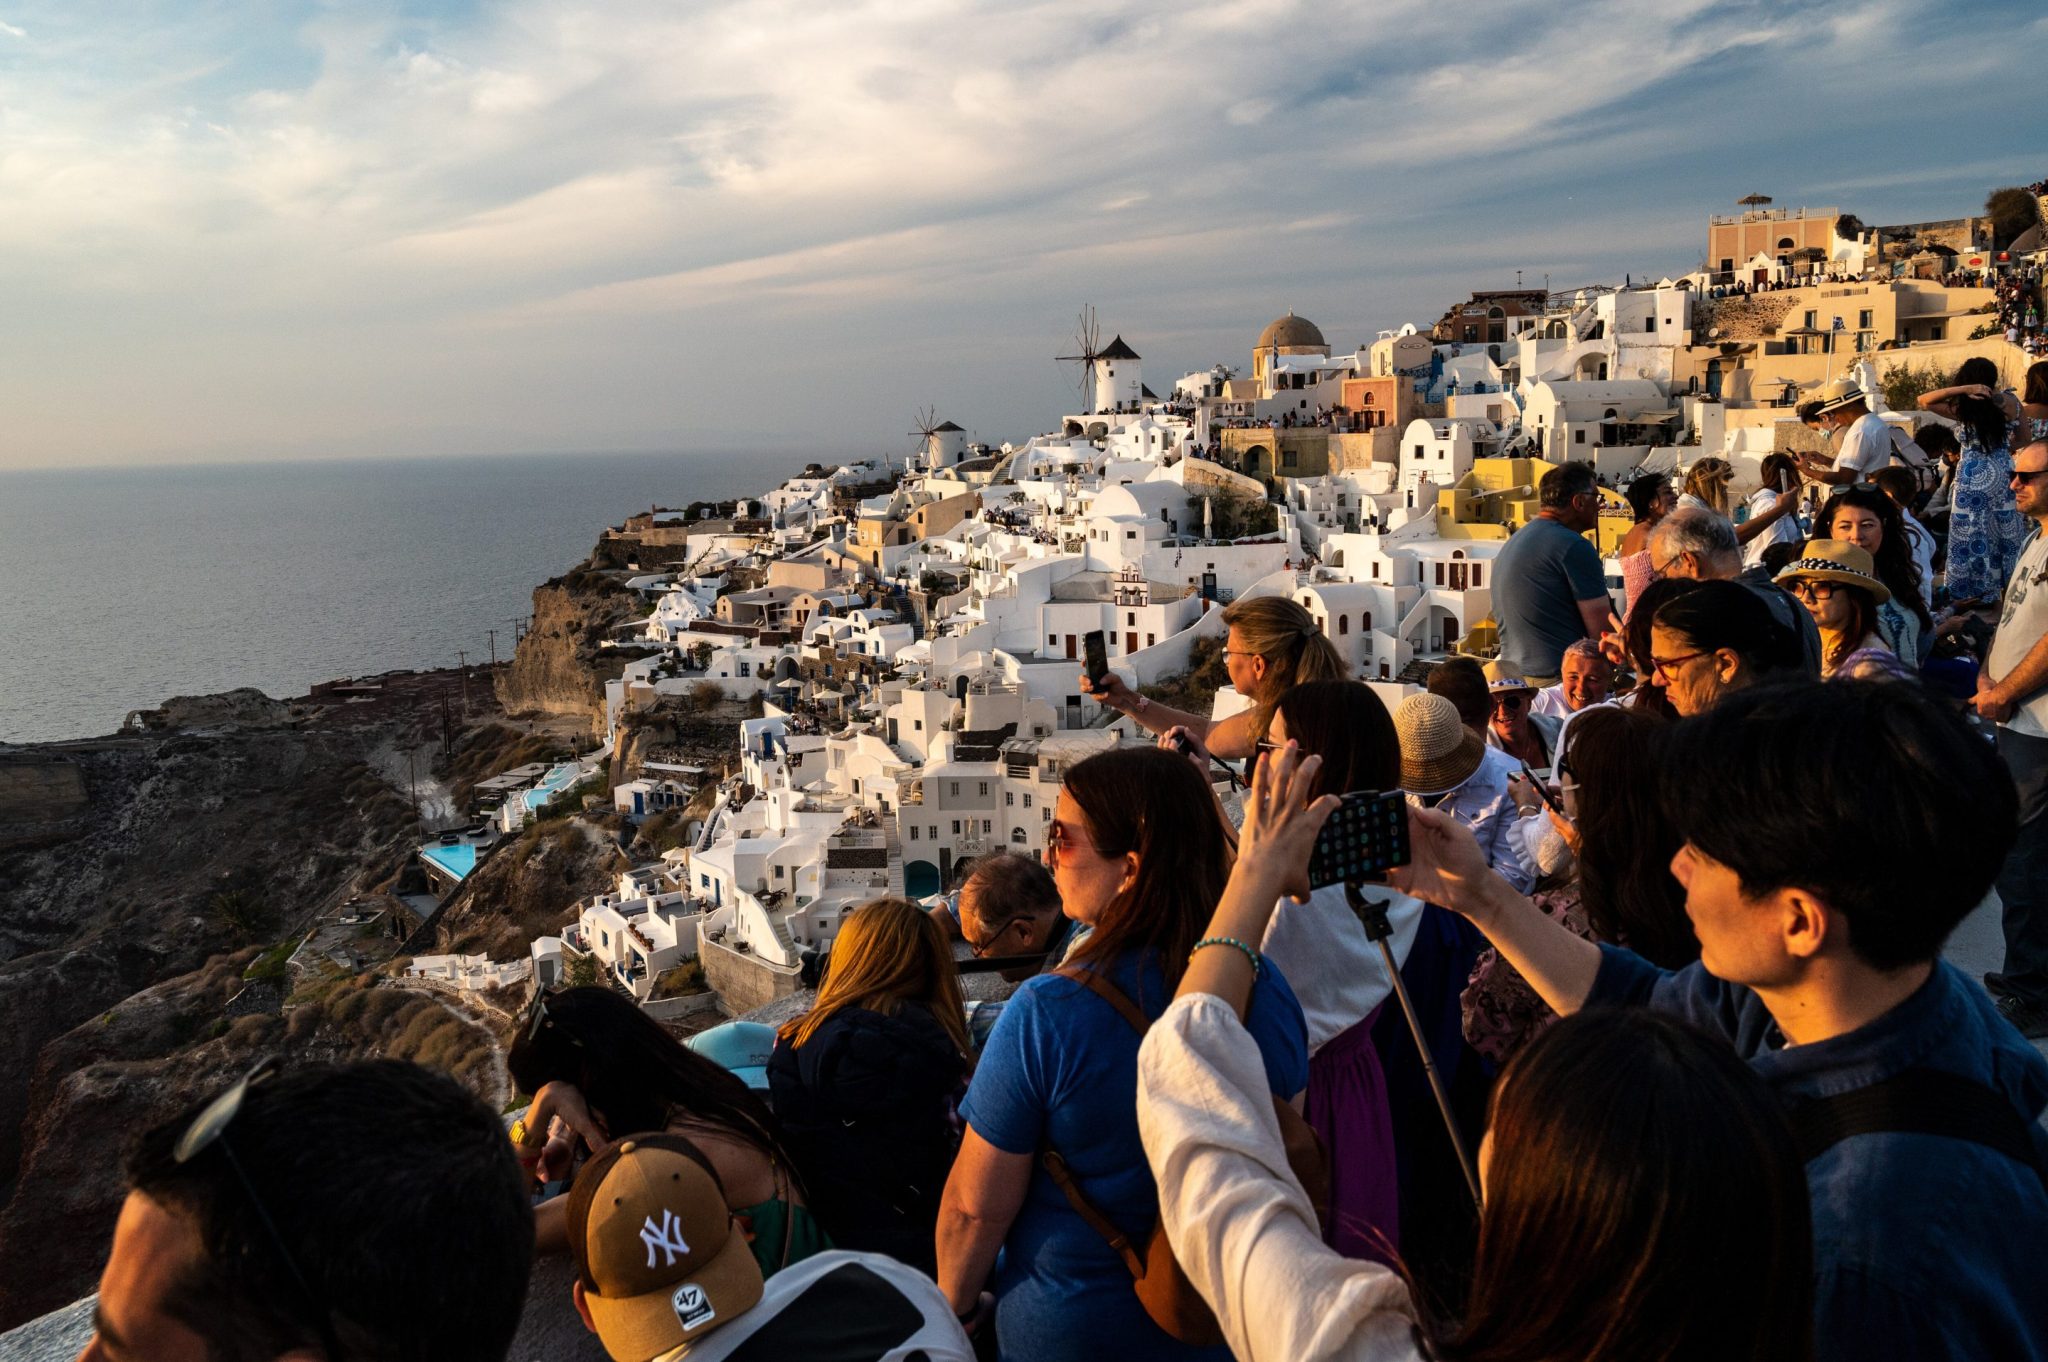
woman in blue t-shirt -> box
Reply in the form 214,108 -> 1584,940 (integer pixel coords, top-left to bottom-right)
935,746 -> 1309,1362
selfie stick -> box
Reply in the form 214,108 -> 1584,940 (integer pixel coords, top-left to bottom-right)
1346,881 -> 1483,1208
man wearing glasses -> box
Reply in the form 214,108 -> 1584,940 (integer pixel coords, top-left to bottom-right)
76,1059 -> 532,1362
1977,439 -> 2048,1039
1648,505 -> 1822,676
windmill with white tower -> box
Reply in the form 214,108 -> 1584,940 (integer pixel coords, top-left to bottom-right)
1057,306 -> 1143,415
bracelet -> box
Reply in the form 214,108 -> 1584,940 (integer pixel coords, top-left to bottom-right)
1192,936 -> 1262,977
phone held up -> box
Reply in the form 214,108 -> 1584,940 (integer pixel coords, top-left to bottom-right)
1307,790 -> 1411,889
1082,629 -> 1110,690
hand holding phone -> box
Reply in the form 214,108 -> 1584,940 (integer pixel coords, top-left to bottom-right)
1308,790 -> 1412,889
1082,629 -> 1110,689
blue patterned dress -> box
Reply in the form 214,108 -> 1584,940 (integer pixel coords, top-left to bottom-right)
1947,417 -> 2032,602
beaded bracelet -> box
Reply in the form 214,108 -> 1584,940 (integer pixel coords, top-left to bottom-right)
1192,936 -> 1262,977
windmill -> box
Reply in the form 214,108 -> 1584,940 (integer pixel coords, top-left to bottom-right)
1056,306 -> 1103,413
909,405 -> 942,470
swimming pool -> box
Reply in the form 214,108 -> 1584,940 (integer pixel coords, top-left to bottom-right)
420,843 -> 478,880
522,762 -> 582,813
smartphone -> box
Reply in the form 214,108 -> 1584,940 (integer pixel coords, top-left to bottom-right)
1518,763 -> 1565,817
1308,790 -> 1412,889
1082,630 -> 1110,689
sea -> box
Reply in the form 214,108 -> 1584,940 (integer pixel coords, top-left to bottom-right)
0,449 -> 815,744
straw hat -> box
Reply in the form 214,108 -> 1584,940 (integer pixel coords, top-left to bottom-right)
1811,375 -> 1869,415
1394,692 -> 1486,797
1773,539 -> 1892,605
1482,660 -> 1536,696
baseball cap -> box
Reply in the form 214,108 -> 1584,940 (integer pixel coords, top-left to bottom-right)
684,1021 -> 776,1091
566,1133 -> 765,1362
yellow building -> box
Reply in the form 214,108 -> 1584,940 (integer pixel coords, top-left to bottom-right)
1432,458 -> 1632,554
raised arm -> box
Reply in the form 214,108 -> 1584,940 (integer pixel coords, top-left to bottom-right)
1733,486 -> 1799,544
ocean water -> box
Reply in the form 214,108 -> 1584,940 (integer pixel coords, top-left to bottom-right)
0,450 -> 811,743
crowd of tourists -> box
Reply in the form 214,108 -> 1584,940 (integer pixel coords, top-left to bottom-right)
69,374 -> 2048,1362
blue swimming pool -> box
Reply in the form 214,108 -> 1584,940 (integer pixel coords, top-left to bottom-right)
522,763 -> 582,813
421,843 -> 478,880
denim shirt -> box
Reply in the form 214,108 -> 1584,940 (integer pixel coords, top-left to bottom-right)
1591,948 -> 2048,1362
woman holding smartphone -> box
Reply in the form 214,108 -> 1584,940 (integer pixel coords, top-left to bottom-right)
1741,454 -> 1806,569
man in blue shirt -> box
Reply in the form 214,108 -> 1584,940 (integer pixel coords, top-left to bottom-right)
1490,462 -> 1612,684
1392,680 -> 2048,1362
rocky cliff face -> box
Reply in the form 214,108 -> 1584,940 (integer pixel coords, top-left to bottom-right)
496,572 -> 653,734
431,818 -> 626,958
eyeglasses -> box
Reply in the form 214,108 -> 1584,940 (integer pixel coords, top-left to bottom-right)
1786,580 -> 1839,602
1650,651 -> 1709,680
2013,467 -> 2048,487
1649,551 -> 1686,580
1045,819 -> 1096,864
176,1060 -> 345,1361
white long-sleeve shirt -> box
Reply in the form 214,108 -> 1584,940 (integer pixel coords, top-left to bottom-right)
1137,993 -> 1424,1362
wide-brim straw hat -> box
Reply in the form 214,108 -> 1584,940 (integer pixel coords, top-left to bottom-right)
1482,660 -> 1536,695
1774,539 -> 1891,604
1811,374 -> 1868,414
1395,692 -> 1486,797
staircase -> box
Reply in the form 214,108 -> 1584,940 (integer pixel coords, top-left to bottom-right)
882,826 -> 907,898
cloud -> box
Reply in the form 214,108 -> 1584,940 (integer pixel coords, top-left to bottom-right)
0,0 -> 2039,467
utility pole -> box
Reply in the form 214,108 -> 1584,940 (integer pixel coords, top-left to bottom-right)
457,650 -> 470,715
407,745 -> 419,827
486,629 -> 498,669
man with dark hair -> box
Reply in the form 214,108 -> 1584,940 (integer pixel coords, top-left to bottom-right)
1396,681 -> 2048,1361
80,1059 -> 533,1362
1425,656 -> 1491,737
1491,462 -> 1610,685
957,850 -> 1073,981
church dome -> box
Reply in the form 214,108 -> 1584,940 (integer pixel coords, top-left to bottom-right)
1257,311 -> 1326,351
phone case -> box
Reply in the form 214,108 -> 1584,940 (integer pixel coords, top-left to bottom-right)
1308,791 -> 1411,888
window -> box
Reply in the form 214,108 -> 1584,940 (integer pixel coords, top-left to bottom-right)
1435,563 -> 1445,585
1338,615 -> 1349,635
1043,807 -> 1052,822
1362,611 -> 1372,629
1012,828 -> 1027,844
1644,315 -> 1656,332
1472,565 -> 1483,586
952,820 -> 962,835
909,826 -> 919,840
949,781 -> 960,797
1859,309 -> 1873,330
1804,310 -> 1817,329
1127,611 -> 1136,625
1126,530 -> 1136,541
1023,793 -> 1033,808
1413,445 -> 1423,459
914,719 -> 923,731
983,819 -> 992,834
1146,634 -> 1155,647
978,781 -> 989,797
1574,430 -> 1585,445
1282,448 -> 1298,469
773,865 -> 783,879
738,661 -> 751,677
1048,634 -> 1057,646
929,825 -> 938,840
1005,791 -> 1015,806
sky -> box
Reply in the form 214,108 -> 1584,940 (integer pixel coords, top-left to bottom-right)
0,0 -> 2042,470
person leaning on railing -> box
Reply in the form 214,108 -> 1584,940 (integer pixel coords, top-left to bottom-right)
1133,743 -> 1814,1362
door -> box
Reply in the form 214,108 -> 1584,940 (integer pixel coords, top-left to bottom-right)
1126,632 -> 1138,654
1065,634 -> 1077,659
1450,562 -> 1468,590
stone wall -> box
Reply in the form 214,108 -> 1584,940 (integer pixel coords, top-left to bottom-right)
700,934 -> 800,1014
0,758 -> 89,851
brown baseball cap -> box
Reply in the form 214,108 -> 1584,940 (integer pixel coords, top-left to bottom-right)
565,1133 -> 765,1362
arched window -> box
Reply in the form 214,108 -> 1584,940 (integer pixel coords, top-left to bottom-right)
1363,611 -> 1372,629
1338,615 -> 1349,635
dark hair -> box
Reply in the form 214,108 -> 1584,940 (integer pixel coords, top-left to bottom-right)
1274,680 -> 1401,798
1560,707 -> 1697,968
1622,577 -> 1705,718
1795,398 -> 1824,425
1869,465 -> 1918,506
1915,424 -> 1960,459
1951,357 -> 2009,452
1758,452 -> 1800,493
1819,486 -> 1931,632
1662,682 -> 2018,969
127,1060 -> 533,1362
508,986 -> 795,1176
1437,1011 -> 1813,1362
1539,461 -> 1599,508
2025,359 -> 2048,407
959,850 -> 1060,932
1624,473 -> 1669,523
1427,657 -> 1492,731
1758,539 -> 1803,576
1653,579 -> 1800,678
1062,745 -> 1230,997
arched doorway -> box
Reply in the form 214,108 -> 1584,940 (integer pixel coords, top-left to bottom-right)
905,861 -> 941,898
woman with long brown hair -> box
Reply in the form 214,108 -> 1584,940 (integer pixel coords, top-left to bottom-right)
768,896 -> 969,1275
936,746 -> 1308,1361
1776,541 -> 1915,681
1082,594 -> 1345,760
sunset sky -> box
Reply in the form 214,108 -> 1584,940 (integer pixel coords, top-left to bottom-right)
1,0 -> 2041,469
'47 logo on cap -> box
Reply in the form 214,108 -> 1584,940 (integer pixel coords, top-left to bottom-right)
671,1282 -> 717,1330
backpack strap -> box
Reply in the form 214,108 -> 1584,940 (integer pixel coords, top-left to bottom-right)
1786,1068 -> 2048,1192
1039,966 -> 1156,1280
1051,965 -> 1153,1036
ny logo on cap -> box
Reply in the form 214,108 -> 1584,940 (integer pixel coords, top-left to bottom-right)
640,1209 -> 692,1268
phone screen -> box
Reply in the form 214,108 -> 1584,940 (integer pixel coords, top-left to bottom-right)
1083,630 -> 1109,687
1308,790 -> 1412,888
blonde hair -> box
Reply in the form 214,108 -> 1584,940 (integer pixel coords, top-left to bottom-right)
1219,595 -> 1347,740
1682,459 -> 1734,517
778,897 -> 969,1057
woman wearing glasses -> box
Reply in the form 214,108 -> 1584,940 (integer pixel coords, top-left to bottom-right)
1644,580 -> 1802,717
1776,541 -> 1916,682
936,746 -> 1308,1362
1820,486 -> 1931,663
1081,595 -> 1345,762
509,986 -> 824,1273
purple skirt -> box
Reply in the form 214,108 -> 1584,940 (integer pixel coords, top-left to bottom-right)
1304,1003 -> 1400,1265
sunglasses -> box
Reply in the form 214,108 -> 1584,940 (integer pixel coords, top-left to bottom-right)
1045,819 -> 1096,863
2012,467 -> 2048,487
1650,651 -> 1709,680
176,1060 -> 345,1360
1787,580 -> 1839,602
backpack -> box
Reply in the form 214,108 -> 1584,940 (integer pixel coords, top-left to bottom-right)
1785,1066 -> 2047,1193
1882,424 -> 1943,495
1038,967 -> 1329,1347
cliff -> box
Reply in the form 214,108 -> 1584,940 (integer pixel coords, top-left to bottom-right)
496,570 -> 655,734
432,818 -> 628,959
